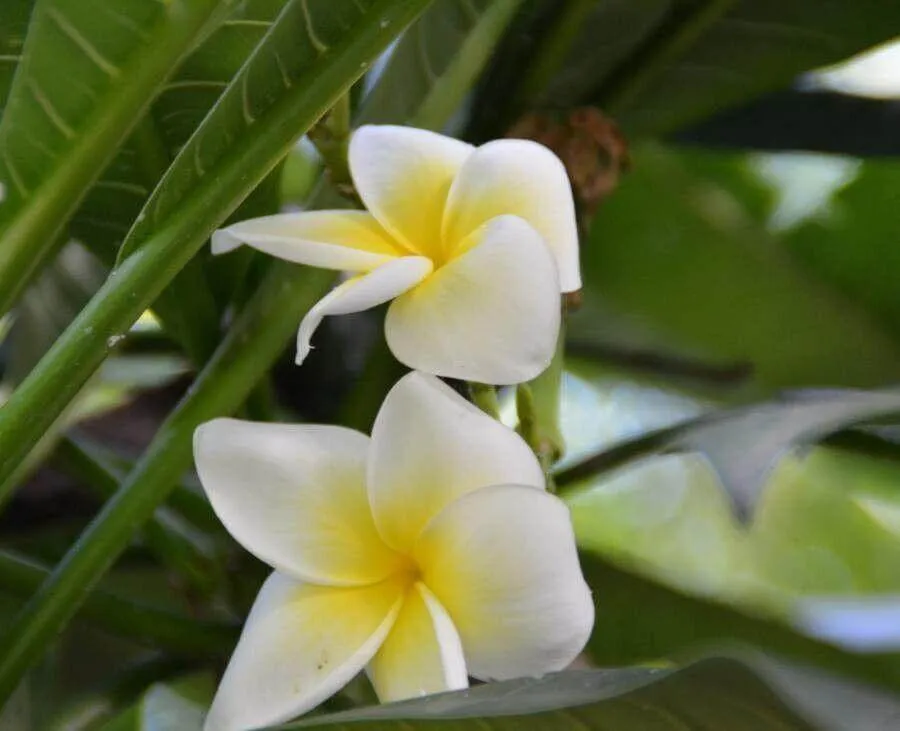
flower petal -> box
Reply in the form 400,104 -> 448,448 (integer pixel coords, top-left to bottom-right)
349,125 -> 473,258
296,256 -> 433,365
368,372 -> 545,553
384,215 -> 560,384
212,211 -> 403,272
204,573 -> 404,731
416,484 -> 594,681
368,582 -> 468,703
442,139 -> 581,292
194,419 -> 403,586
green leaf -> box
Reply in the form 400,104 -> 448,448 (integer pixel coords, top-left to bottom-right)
471,0 -> 900,139
0,0 -> 230,316
577,554 -> 900,693
572,144 -> 900,394
0,0 -> 31,111
598,0 -> 900,135
784,158 -> 900,343
359,0 -> 524,131
559,385 -> 900,519
280,657 -> 819,730
0,0 -> 432,501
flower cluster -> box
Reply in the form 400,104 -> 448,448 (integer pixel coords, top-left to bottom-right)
195,126 -> 592,731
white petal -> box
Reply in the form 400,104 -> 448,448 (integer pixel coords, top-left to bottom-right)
416,484 -> 594,681
296,256 -> 432,365
204,573 -> 404,731
349,125 -> 473,258
368,372 -> 545,553
384,215 -> 561,384
212,211 -> 403,271
194,419 -> 403,586
368,582 -> 468,702
442,139 -> 581,292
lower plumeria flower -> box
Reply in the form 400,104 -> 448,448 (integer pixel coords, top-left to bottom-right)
212,125 -> 580,385
194,371 -> 594,731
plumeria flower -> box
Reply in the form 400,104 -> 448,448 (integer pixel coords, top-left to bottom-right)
212,125 -> 580,385
194,372 -> 594,731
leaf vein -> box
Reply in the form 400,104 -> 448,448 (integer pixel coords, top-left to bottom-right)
26,78 -> 75,138
300,0 -> 330,54
46,7 -> 122,78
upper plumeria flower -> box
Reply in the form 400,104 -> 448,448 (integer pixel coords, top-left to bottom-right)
212,125 -> 580,385
194,372 -> 594,731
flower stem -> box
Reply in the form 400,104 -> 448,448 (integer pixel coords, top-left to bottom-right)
468,382 -> 501,420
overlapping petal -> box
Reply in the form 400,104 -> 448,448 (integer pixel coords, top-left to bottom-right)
204,573 -> 405,731
194,419 -> 403,586
416,484 -> 594,681
441,139 -> 581,292
349,125 -> 473,258
384,215 -> 561,384
212,211 -> 403,272
368,582 -> 468,702
368,372 -> 545,553
296,256 -> 433,365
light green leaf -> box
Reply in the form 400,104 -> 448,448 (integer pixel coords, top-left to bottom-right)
573,144 -> 900,393
558,384 -> 900,519
783,158 -> 900,343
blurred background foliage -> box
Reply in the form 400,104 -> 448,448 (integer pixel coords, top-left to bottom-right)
2,0 -> 900,728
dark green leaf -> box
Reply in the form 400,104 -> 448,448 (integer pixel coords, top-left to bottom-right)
279,657 -> 815,730
577,553 -> 900,694
472,0 -> 900,139
359,0 -> 523,131
0,0 -> 32,111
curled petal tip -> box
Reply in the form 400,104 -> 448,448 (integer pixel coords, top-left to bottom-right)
211,228 -> 242,256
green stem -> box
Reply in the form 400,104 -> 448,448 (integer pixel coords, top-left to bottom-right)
519,320 -> 566,463
309,93 -> 354,192
0,264 -> 333,704
0,550 -> 236,656
72,437 -> 221,533
468,382 -> 501,420
596,0 -> 739,114
52,437 -> 221,596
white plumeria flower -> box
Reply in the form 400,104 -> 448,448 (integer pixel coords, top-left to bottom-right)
212,125 -> 580,385
194,371 -> 594,731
